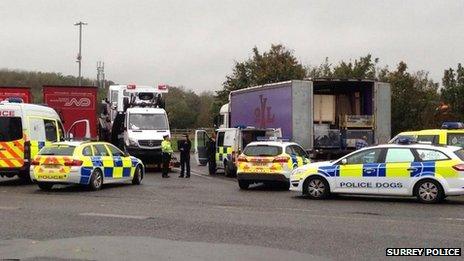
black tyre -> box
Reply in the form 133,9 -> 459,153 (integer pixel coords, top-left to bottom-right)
414,179 -> 444,203
89,169 -> 103,191
281,181 -> 290,190
225,161 -> 237,177
37,182 -> 53,191
18,172 -> 32,183
303,176 -> 330,199
132,166 -> 143,185
238,180 -> 250,190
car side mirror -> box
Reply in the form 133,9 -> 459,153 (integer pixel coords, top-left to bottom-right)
341,158 -> 347,165
124,152 -> 130,157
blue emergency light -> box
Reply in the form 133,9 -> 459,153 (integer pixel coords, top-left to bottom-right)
441,122 -> 464,129
6,97 -> 24,103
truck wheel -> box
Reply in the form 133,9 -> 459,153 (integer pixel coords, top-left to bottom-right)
89,169 -> 103,191
238,180 -> 250,190
37,182 -> 53,191
303,176 -> 330,199
414,179 -> 444,203
132,166 -> 143,185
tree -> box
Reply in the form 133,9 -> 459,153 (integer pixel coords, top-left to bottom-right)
441,63 -> 464,120
216,44 -> 306,104
380,62 -> 439,135
306,54 -> 380,79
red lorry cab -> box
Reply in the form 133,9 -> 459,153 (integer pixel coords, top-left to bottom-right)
43,85 -> 98,139
0,87 -> 32,103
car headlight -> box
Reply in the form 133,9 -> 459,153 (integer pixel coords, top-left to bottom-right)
291,167 -> 306,179
127,138 -> 138,146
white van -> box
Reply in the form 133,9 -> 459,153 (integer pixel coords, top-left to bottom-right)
195,127 -> 281,176
0,101 -> 89,180
123,107 -> 170,164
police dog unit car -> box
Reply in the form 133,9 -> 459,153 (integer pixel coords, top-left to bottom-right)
30,141 -> 144,190
290,143 -> 464,203
237,140 -> 310,190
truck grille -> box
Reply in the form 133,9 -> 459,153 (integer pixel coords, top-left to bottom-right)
138,140 -> 162,147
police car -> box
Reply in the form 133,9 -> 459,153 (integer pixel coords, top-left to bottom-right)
290,143 -> 464,203
30,141 -> 144,191
237,140 -> 310,190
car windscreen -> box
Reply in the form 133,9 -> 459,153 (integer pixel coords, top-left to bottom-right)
0,117 -> 22,142
447,134 -> 464,147
38,145 -> 76,156
454,149 -> 464,161
243,145 -> 282,157
129,113 -> 168,130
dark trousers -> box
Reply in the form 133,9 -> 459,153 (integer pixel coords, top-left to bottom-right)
162,153 -> 171,177
180,154 -> 190,177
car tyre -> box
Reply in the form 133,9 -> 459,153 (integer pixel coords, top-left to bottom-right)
89,169 -> 103,191
415,179 -> 444,203
303,176 -> 330,199
37,182 -> 53,191
238,180 -> 250,190
281,181 -> 290,190
132,166 -> 143,185
225,161 -> 237,177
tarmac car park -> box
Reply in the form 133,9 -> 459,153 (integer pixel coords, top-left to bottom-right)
290,143 -> 464,203
30,141 -> 144,191
236,140 -> 310,190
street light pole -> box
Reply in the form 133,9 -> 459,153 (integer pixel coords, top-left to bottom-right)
74,21 -> 87,86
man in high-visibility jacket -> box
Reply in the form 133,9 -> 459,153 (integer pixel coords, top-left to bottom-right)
161,135 -> 173,178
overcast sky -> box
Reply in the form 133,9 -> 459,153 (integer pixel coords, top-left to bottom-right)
1,0 -> 463,92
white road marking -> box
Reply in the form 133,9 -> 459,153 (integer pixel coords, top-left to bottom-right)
0,206 -> 19,210
79,212 -> 150,220
441,217 -> 464,221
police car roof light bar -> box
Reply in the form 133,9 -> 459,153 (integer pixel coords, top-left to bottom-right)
441,122 -> 464,129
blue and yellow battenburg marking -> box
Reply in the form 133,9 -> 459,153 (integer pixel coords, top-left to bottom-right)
79,156 -> 139,184
305,161 -> 459,179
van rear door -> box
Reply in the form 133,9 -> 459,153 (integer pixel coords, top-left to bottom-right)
0,105 -> 25,169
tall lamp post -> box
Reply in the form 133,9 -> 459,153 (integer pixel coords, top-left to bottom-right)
74,21 -> 87,86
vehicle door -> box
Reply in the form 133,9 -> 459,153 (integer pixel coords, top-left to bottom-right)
28,117 -> 59,159
223,129 -> 237,164
194,130 -> 210,166
0,112 -> 24,169
383,148 -> 419,195
92,144 -> 114,180
106,143 -> 132,180
335,148 -> 384,194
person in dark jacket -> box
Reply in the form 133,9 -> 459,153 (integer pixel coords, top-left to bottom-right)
178,134 -> 191,178
207,132 -> 217,175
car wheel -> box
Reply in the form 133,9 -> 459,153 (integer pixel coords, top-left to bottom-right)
225,161 -> 237,177
18,172 -> 32,184
415,179 -> 444,203
132,166 -> 143,185
89,169 -> 103,191
238,180 -> 250,190
281,181 -> 290,190
304,176 -> 330,199
37,182 -> 53,191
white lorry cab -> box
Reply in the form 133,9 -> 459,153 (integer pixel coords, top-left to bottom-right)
0,100 -> 90,180
100,84 -> 170,164
195,127 -> 282,176
124,107 -> 170,163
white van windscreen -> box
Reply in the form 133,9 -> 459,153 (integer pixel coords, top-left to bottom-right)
0,117 -> 22,141
129,114 -> 168,130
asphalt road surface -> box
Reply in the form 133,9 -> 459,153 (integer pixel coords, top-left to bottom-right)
1,162 -> 464,260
